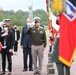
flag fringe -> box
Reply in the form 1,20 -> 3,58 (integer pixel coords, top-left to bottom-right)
59,48 -> 76,66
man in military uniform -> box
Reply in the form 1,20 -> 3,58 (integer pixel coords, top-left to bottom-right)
26,17 -> 47,75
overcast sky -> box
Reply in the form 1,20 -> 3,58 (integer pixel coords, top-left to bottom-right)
0,0 -> 46,11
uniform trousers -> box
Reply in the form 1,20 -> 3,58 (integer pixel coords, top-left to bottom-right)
31,45 -> 43,73
56,63 -> 70,75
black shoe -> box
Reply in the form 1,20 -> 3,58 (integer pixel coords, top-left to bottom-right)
8,72 -> 11,75
33,71 -> 38,75
1,72 -> 5,75
29,68 -> 33,71
36,71 -> 39,74
23,69 -> 27,72
37,71 -> 41,75
9,70 -> 11,72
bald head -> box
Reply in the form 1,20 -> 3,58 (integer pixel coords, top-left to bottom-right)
26,18 -> 32,23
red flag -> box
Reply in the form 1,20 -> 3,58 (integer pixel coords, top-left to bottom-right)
48,19 -> 53,45
47,0 -> 60,52
48,19 -> 58,46
48,11 -> 60,39
48,19 -> 52,30
59,0 -> 76,66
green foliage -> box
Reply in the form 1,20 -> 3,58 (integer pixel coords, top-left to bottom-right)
0,9 -> 48,26
33,9 -> 48,25
18,26 -> 23,33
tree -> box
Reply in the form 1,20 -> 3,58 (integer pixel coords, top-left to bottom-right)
0,9 -> 48,26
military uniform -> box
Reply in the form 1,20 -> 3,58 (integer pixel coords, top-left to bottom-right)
26,26 -> 47,75
51,37 -> 70,75
26,27 -> 46,47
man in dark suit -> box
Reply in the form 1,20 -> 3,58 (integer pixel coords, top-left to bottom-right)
13,25 -> 20,55
20,18 -> 33,71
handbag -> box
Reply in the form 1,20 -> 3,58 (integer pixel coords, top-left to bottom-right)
0,42 -> 2,51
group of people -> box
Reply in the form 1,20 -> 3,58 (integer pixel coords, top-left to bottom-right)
21,17 -> 47,75
0,17 -> 47,75
0,16 -> 71,75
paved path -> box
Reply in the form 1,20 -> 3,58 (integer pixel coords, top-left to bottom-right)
0,45 -> 76,75
11,46 -> 48,75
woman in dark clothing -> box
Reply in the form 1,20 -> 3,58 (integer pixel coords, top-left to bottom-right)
51,37 -> 70,75
0,23 -> 14,74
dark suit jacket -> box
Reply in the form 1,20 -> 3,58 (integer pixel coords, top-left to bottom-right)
20,25 -> 32,48
14,30 -> 20,41
0,30 -> 14,49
